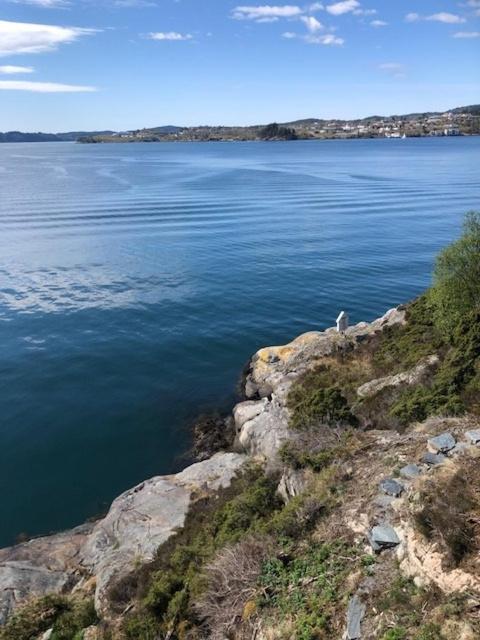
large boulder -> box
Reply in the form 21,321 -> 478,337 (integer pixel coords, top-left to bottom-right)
0,453 -> 246,621
80,452 -> 246,613
0,524 -> 93,624
244,308 -> 406,401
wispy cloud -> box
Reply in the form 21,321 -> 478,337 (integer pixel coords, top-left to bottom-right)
379,62 -> 406,78
148,31 -> 192,41
326,0 -> 359,16
406,12 -> 466,24
0,20 -> 97,56
0,64 -> 34,73
0,80 -> 96,91
9,0 -> 69,6
453,30 -> 480,38
232,5 -> 303,21
370,19 -> 387,27
283,30 -> 343,44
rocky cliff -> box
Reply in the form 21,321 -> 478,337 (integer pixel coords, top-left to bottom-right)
1,302 -> 479,640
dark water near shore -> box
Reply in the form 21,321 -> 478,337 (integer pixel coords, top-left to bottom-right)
0,138 -> 479,547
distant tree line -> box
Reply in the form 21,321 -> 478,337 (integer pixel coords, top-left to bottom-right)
259,123 -> 298,140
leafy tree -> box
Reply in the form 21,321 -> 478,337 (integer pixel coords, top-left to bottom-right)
429,211 -> 480,337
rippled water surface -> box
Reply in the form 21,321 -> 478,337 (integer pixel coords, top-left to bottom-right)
0,138 -> 479,546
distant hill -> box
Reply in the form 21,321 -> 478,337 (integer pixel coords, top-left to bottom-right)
2,105 -> 479,143
0,130 -> 115,143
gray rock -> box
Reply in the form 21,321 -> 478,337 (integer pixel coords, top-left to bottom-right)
374,494 -> 395,508
369,524 -> 400,552
400,464 -> 422,479
236,396 -> 290,463
277,468 -> 308,503
379,478 -> 404,497
0,453 -> 247,622
421,452 -> 446,466
428,432 -> 456,453
81,452 -> 247,613
245,307 -> 406,400
466,429 -> 480,445
451,442 -> 470,456
0,524 -> 94,625
345,594 -> 366,639
356,355 -> 439,399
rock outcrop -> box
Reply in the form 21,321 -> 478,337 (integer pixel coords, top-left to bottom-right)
0,307 -> 407,624
0,453 -> 246,622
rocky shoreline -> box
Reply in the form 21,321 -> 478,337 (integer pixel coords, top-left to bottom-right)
0,307 -> 408,625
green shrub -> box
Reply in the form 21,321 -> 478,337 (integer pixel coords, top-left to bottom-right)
0,595 -> 97,640
287,375 -> 357,431
389,308 -> 480,424
429,211 -> 480,337
381,628 -> 407,640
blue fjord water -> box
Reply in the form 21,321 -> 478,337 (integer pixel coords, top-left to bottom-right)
0,137 -> 479,547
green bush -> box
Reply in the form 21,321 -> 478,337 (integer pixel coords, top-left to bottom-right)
381,628 -> 407,640
287,375 -> 357,431
0,595 -> 97,640
429,211 -> 480,337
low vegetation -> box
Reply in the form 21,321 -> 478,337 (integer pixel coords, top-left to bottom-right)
0,594 -> 96,640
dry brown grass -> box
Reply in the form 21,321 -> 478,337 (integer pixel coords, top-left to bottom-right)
194,536 -> 273,640
414,454 -> 480,569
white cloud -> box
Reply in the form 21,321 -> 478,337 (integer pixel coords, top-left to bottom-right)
0,20 -> 96,56
0,64 -> 34,73
427,12 -> 466,24
406,12 -> 466,24
370,19 -> 387,27
282,29 -> 343,44
232,5 -> 303,20
9,0 -> 69,6
353,8 -> 376,16
453,30 -> 480,37
326,0 -> 359,16
307,32 -> 343,44
379,62 -> 405,78
148,32 -> 192,41
300,15 -> 323,32
0,80 -> 96,91
308,2 -> 323,10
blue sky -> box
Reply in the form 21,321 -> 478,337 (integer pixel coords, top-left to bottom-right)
0,0 -> 479,131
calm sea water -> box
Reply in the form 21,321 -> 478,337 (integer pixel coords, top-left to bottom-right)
0,138 -> 479,546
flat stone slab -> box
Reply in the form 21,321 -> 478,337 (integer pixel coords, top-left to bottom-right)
374,494 -> 395,508
345,594 -> 366,639
400,463 -> 422,479
369,524 -> 400,552
428,432 -> 456,453
380,478 -> 404,497
421,452 -> 446,466
466,429 -> 480,445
